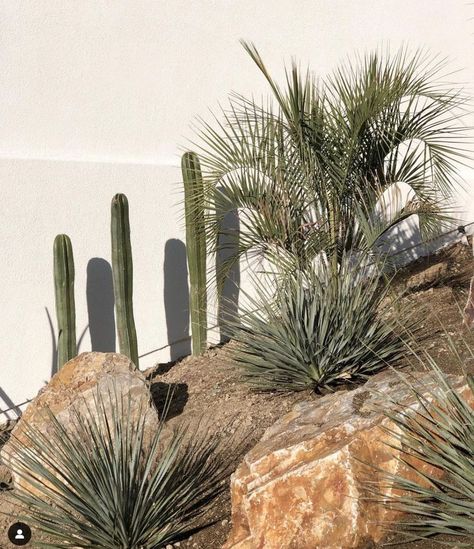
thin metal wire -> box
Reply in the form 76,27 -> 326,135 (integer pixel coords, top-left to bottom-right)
374,220 -> 474,260
0,398 -> 32,416
2,220 -> 474,417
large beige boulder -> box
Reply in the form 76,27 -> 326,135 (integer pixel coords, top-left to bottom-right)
224,369 -> 472,549
1,352 -> 159,493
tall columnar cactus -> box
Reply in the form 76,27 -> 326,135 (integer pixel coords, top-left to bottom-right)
111,193 -> 139,367
53,234 -> 77,369
182,151 -> 207,355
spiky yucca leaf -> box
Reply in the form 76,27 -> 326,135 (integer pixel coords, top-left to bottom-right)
225,255 -> 415,392
375,357 -> 474,545
6,386 -> 235,548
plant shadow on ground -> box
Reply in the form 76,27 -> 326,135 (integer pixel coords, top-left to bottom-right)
150,381 -> 189,421
1,240 -> 474,548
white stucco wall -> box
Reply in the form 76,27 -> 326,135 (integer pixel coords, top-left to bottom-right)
1,0 -> 474,414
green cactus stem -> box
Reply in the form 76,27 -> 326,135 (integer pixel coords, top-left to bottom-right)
182,151 -> 207,355
111,193 -> 139,367
53,234 -> 77,369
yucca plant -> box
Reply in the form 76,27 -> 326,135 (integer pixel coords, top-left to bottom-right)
224,254 -> 416,392
192,43 -> 467,287
374,350 -> 474,546
6,386 -> 236,548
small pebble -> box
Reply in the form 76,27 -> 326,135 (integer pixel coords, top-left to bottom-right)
221,519 -> 229,526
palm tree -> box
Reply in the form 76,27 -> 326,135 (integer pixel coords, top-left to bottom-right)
191,42 -> 468,286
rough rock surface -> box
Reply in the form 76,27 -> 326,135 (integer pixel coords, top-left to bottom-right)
406,262 -> 448,291
224,369 -> 473,549
1,352 -> 159,493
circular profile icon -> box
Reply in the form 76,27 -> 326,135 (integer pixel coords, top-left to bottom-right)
7,522 -> 32,546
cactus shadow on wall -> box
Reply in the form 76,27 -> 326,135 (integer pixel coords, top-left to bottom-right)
0,387 -> 22,421
164,239 -> 191,360
86,258 -> 116,353
216,207 -> 240,343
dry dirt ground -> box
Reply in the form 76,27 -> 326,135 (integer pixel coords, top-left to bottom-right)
1,240 -> 474,548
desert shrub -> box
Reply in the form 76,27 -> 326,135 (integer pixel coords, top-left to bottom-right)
6,387 -> 236,548
225,256 -> 415,392
376,352 -> 474,545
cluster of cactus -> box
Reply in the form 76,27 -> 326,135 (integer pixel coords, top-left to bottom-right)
53,193 -> 139,370
182,151 -> 207,356
53,153 -> 208,370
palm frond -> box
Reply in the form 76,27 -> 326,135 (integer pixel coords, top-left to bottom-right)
189,44 -> 468,285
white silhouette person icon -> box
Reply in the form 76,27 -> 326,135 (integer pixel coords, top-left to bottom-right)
8,521 -> 32,545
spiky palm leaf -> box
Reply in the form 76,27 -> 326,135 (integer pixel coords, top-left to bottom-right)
5,386 -> 235,548
191,43 -> 467,288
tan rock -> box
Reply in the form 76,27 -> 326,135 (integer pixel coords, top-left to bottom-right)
224,370 -> 473,549
1,352 -> 159,493
406,262 -> 448,291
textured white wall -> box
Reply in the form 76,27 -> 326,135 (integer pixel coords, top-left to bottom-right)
1,0 -> 474,413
